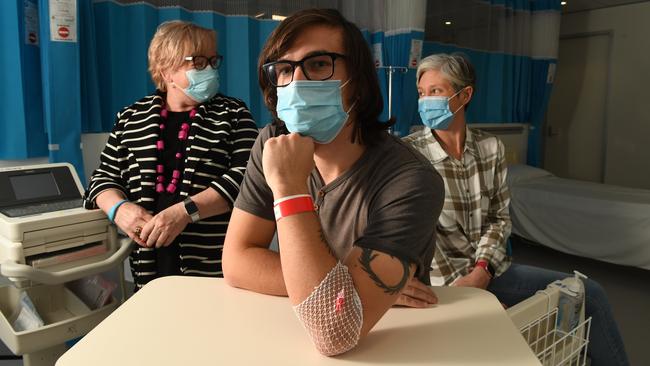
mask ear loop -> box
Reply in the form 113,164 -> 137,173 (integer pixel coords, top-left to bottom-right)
345,100 -> 358,115
450,87 -> 469,114
339,78 -> 357,115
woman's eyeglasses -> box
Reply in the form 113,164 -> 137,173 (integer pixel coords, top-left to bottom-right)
184,55 -> 223,70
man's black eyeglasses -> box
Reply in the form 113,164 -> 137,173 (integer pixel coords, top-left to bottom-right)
262,52 -> 345,87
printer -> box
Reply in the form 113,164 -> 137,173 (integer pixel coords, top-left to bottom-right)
0,163 -> 131,365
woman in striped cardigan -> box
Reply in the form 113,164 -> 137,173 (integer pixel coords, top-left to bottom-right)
83,21 -> 258,291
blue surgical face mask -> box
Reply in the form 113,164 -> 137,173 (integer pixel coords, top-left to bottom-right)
276,79 -> 355,144
418,88 -> 465,130
179,68 -> 220,103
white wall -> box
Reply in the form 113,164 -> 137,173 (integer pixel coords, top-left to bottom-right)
0,157 -> 48,168
560,3 -> 650,190
0,133 -> 110,185
81,133 -> 110,184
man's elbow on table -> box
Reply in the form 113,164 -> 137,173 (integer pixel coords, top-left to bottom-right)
222,235 -> 245,288
308,326 -> 362,357
222,207 -> 274,289
222,245 -> 244,288
222,266 -> 238,288
294,261 -> 365,356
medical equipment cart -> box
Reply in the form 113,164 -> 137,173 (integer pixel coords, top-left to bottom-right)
0,163 -> 132,366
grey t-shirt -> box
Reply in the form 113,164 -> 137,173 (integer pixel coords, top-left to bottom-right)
234,125 -> 444,283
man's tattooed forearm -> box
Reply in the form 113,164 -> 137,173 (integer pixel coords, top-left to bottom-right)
358,248 -> 410,295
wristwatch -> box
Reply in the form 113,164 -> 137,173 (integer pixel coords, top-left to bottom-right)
183,197 -> 200,223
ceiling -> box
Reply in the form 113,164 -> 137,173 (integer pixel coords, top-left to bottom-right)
423,0 -> 650,44
560,0 -> 650,13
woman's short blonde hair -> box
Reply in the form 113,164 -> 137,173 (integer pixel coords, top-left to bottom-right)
148,21 -> 216,92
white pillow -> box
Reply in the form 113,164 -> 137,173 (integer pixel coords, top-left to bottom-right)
507,164 -> 553,186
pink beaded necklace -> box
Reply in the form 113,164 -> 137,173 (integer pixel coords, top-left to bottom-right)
155,106 -> 196,194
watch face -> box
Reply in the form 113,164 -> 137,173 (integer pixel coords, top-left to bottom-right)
184,198 -> 200,222
185,200 -> 197,213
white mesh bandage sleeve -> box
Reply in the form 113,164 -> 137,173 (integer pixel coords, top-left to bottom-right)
293,261 -> 363,356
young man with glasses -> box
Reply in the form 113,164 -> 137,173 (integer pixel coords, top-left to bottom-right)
223,9 -> 444,356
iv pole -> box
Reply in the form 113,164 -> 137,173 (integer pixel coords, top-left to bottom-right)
377,65 -> 408,134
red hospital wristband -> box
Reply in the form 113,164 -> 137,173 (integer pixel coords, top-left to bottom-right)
475,260 -> 494,278
273,194 -> 314,221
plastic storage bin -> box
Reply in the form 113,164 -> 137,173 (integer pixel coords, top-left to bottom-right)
0,283 -> 118,355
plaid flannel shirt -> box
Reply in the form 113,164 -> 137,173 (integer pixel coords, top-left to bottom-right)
404,127 -> 512,285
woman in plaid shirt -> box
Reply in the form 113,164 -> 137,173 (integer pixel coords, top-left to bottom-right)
404,53 -> 629,366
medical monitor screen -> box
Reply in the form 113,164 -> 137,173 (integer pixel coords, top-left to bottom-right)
10,173 -> 61,200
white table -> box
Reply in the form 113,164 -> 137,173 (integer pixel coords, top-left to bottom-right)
57,276 -> 540,365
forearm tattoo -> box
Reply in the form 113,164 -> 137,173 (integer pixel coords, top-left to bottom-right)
358,248 -> 410,295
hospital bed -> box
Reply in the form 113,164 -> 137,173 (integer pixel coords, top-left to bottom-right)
438,123 -> 650,270
0,163 -> 132,365
507,164 -> 650,270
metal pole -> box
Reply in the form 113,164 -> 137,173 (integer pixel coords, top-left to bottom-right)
388,68 -> 393,118
376,66 -> 408,134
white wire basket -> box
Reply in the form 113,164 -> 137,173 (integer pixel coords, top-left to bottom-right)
519,307 -> 592,366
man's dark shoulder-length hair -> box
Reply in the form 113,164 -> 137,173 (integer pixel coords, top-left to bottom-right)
258,8 -> 394,146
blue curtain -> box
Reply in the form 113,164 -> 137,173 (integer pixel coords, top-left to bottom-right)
2,0 -> 428,174
421,42 -> 535,124
89,1 -> 278,133
419,41 -> 558,166
419,0 -> 561,166
37,0 -> 85,181
0,0 -> 48,159
2,0 -> 557,170
0,0 -> 280,179
365,0 -> 427,137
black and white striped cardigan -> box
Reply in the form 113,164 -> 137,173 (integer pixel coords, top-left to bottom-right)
83,92 -> 258,289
